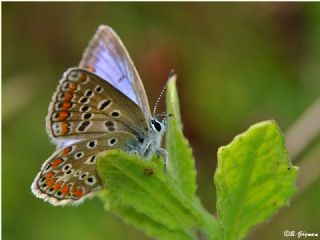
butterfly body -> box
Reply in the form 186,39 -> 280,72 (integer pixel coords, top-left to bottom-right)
31,25 -> 168,206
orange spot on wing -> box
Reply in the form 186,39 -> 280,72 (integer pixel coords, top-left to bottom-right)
57,111 -> 69,121
45,172 -> 54,179
69,83 -> 77,91
53,181 -> 63,190
88,65 -> 95,72
73,189 -> 83,198
62,146 -> 72,155
61,101 -> 72,111
52,158 -> 63,169
63,92 -> 73,101
79,72 -> 87,82
61,185 -> 70,194
47,178 -> 56,188
60,122 -> 70,135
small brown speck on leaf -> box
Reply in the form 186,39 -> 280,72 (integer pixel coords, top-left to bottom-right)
144,168 -> 154,176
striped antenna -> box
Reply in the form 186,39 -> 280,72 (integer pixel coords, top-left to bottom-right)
153,69 -> 175,116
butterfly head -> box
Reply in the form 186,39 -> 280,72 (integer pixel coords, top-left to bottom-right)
150,115 -> 166,136
142,115 -> 167,159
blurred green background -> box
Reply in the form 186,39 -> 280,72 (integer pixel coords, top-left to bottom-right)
3,2 -> 320,240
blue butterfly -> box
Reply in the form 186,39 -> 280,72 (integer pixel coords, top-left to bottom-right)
31,25 -> 168,206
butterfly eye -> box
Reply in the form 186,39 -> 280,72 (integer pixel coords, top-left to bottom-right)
151,119 -> 162,132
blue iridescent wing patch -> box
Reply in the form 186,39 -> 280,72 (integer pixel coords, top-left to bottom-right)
79,25 -> 151,118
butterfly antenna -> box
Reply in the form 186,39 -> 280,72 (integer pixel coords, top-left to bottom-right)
153,69 -> 175,116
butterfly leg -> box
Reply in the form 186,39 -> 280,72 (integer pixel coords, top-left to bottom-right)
156,148 -> 168,173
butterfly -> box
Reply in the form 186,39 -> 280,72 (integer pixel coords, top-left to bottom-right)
31,25 -> 169,206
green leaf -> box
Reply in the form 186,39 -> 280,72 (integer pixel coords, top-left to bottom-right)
97,151 -> 218,240
166,74 -> 197,201
96,74 -> 220,240
214,121 -> 299,240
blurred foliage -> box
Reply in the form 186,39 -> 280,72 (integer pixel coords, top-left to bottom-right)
2,2 -> 320,240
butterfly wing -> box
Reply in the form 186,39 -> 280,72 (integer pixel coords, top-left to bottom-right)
31,131 -> 138,206
46,68 -> 149,146
79,25 -> 151,121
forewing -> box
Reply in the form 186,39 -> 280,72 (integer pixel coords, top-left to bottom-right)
79,25 -> 151,120
46,68 -> 149,145
31,131 -> 138,206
